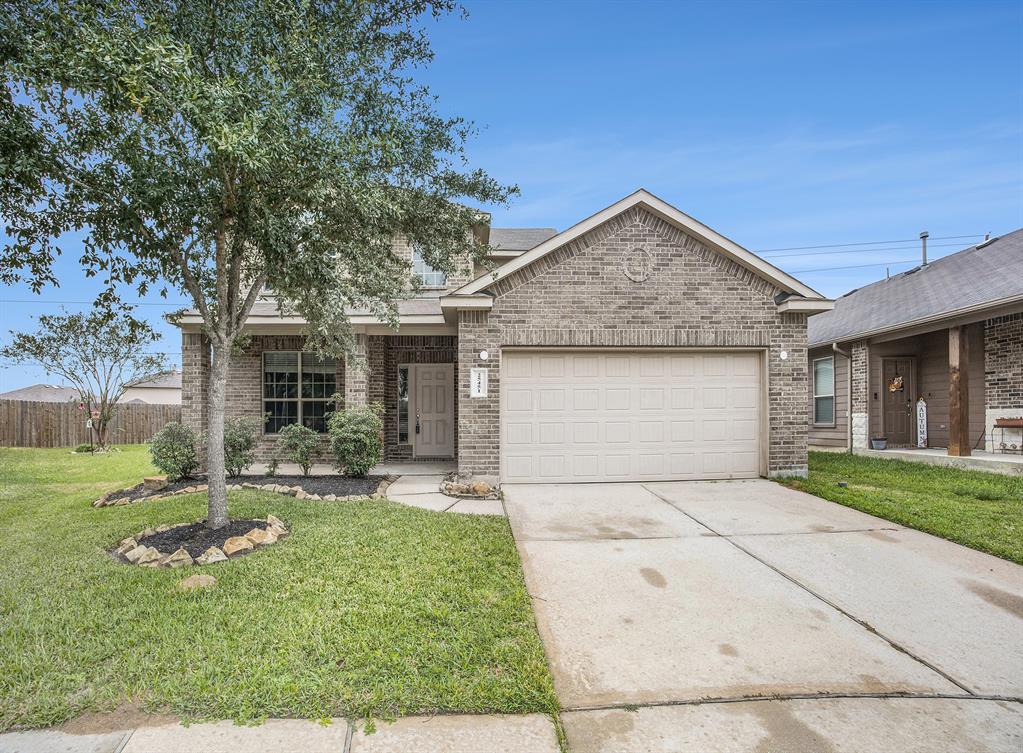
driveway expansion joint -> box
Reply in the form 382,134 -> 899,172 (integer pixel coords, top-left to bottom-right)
641,484 -> 978,697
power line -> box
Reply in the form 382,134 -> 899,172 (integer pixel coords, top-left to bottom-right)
791,259 -> 920,274
0,299 -> 189,306
755,233 -> 983,254
763,241 -> 969,259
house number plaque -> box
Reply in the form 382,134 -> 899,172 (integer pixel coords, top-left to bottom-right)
470,367 -> 488,398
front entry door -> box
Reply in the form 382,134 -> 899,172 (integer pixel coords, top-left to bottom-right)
882,358 -> 915,446
414,364 -> 454,457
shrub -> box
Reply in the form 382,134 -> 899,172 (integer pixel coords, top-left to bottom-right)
276,423 -> 320,476
265,455 -> 279,476
149,422 -> 199,481
328,404 -> 383,478
73,443 -> 94,454
224,416 -> 261,477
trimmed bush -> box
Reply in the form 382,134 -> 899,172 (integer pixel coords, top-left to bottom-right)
224,416 -> 261,477
328,404 -> 383,478
73,443 -> 94,454
149,422 -> 199,481
277,423 -> 319,476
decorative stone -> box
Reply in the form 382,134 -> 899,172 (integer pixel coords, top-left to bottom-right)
470,481 -> 492,495
370,492 -> 381,500
177,574 -> 216,591
124,544 -> 149,563
261,529 -> 278,545
324,494 -> 336,501
196,546 -> 228,565
116,538 -> 138,556
308,493 -> 321,501
242,483 -> 259,489
136,547 -> 163,566
155,524 -> 171,533
267,514 -> 285,529
195,484 -> 208,491
244,527 -> 272,546
223,536 -> 254,556
164,547 -> 193,568
143,476 -> 169,492
295,489 -> 307,500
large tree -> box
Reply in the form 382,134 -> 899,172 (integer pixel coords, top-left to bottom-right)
0,310 -> 168,449
1,1 -> 512,528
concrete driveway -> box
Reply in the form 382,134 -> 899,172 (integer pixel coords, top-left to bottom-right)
504,479 -> 1023,752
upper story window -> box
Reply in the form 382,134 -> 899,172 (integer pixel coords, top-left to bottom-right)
412,246 -> 447,288
813,356 -> 835,425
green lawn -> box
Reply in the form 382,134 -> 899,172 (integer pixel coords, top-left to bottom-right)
779,451 -> 1023,564
0,446 -> 557,731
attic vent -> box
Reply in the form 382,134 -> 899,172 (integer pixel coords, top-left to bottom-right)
902,266 -> 922,276
840,287 -> 859,298
977,236 -> 999,249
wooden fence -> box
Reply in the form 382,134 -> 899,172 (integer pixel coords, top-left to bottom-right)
0,399 -> 181,448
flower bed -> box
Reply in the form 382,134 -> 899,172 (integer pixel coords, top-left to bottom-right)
112,515 -> 289,568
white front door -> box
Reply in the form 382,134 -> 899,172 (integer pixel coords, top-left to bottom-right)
414,364 -> 454,458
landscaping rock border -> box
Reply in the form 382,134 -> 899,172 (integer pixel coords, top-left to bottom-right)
94,475 -> 397,507
112,515 -> 289,568
439,471 -> 502,500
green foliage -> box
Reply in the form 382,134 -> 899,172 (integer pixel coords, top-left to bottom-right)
265,455 -> 279,477
0,445 -> 558,729
328,403 -> 384,478
0,310 -> 167,449
223,416 -> 261,478
276,423 -> 319,476
149,422 -> 199,481
73,444 -> 95,454
779,451 -> 1023,564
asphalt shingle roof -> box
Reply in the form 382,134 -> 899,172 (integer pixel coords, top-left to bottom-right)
489,227 -> 557,252
0,384 -> 81,402
807,228 -> 1023,347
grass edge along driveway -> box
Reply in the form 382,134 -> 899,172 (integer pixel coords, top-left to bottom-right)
0,446 -> 558,731
778,450 -> 1023,565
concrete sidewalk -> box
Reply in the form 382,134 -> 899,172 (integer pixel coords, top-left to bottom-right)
0,713 -> 560,753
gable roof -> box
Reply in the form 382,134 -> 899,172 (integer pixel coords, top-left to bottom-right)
808,228 -> 1023,347
449,189 -> 827,300
488,227 -> 558,254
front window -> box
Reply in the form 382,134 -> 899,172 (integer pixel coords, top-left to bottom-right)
263,352 -> 338,433
397,365 -> 410,443
813,356 -> 835,425
412,246 -> 447,288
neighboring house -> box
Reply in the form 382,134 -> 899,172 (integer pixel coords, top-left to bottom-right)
0,370 -> 182,405
175,189 -> 832,482
807,230 -> 1023,455
123,371 -> 182,405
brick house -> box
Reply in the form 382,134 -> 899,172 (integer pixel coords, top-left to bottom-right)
807,229 -> 1023,456
177,189 -> 833,482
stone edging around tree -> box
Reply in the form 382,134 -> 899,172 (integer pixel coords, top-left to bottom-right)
94,475 -> 398,507
113,515 -> 289,569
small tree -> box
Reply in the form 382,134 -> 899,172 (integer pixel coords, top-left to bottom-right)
0,310 -> 167,449
2,0 -> 512,529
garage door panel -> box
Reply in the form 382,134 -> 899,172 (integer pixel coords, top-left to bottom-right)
501,351 -> 762,483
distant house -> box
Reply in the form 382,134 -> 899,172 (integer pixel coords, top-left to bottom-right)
807,231 -> 1023,455
0,370 -> 182,405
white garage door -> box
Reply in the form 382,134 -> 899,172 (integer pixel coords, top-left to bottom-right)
501,350 -> 762,483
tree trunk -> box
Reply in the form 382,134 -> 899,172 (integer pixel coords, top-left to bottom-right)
206,346 -> 230,529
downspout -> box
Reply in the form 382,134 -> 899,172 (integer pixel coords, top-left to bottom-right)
832,342 -> 853,454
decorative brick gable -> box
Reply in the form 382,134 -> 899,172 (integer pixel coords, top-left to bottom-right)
458,206 -> 810,477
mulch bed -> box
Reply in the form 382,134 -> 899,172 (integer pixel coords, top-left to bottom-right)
239,474 -> 386,497
105,478 -> 203,504
140,519 -> 268,559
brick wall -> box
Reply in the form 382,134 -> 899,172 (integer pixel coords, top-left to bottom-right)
457,205 -> 811,478
382,336 -> 458,460
850,340 -> 869,448
181,332 -> 210,438
984,311 -> 1023,451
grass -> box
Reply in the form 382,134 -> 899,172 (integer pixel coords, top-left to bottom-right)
778,451 -> 1023,564
0,446 -> 557,731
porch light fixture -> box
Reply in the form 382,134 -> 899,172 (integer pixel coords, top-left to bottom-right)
479,350 -> 489,361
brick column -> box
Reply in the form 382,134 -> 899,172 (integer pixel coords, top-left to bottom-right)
851,340 -> 869,449
181,331 -> 210,436
344,333 -> 368,407
984,313 -> 1023,451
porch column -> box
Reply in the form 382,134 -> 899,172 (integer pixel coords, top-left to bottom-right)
948,325 -> 971,456
344,333 -> 368,407
850,340 -> 869,449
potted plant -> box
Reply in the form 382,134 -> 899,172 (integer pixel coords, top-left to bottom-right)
871,436 -> 888,450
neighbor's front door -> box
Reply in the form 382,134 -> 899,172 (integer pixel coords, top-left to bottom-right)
882,358 -> 915,446
414,364 -> 454,458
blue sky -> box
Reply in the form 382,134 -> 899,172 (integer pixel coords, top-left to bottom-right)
2,0 -> 1022,390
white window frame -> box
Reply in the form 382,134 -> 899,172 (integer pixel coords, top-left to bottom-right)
412,246 -> 447,289
812,355 -> 836,427
262,351 -> 337,434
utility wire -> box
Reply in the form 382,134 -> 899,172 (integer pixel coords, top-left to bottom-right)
0,299 -> 188,306
763,241 -> 969,259
792,259 -> 920,274
755,233 -> 983,254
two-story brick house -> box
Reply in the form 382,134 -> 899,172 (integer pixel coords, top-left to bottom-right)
176,189 -> 833,482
